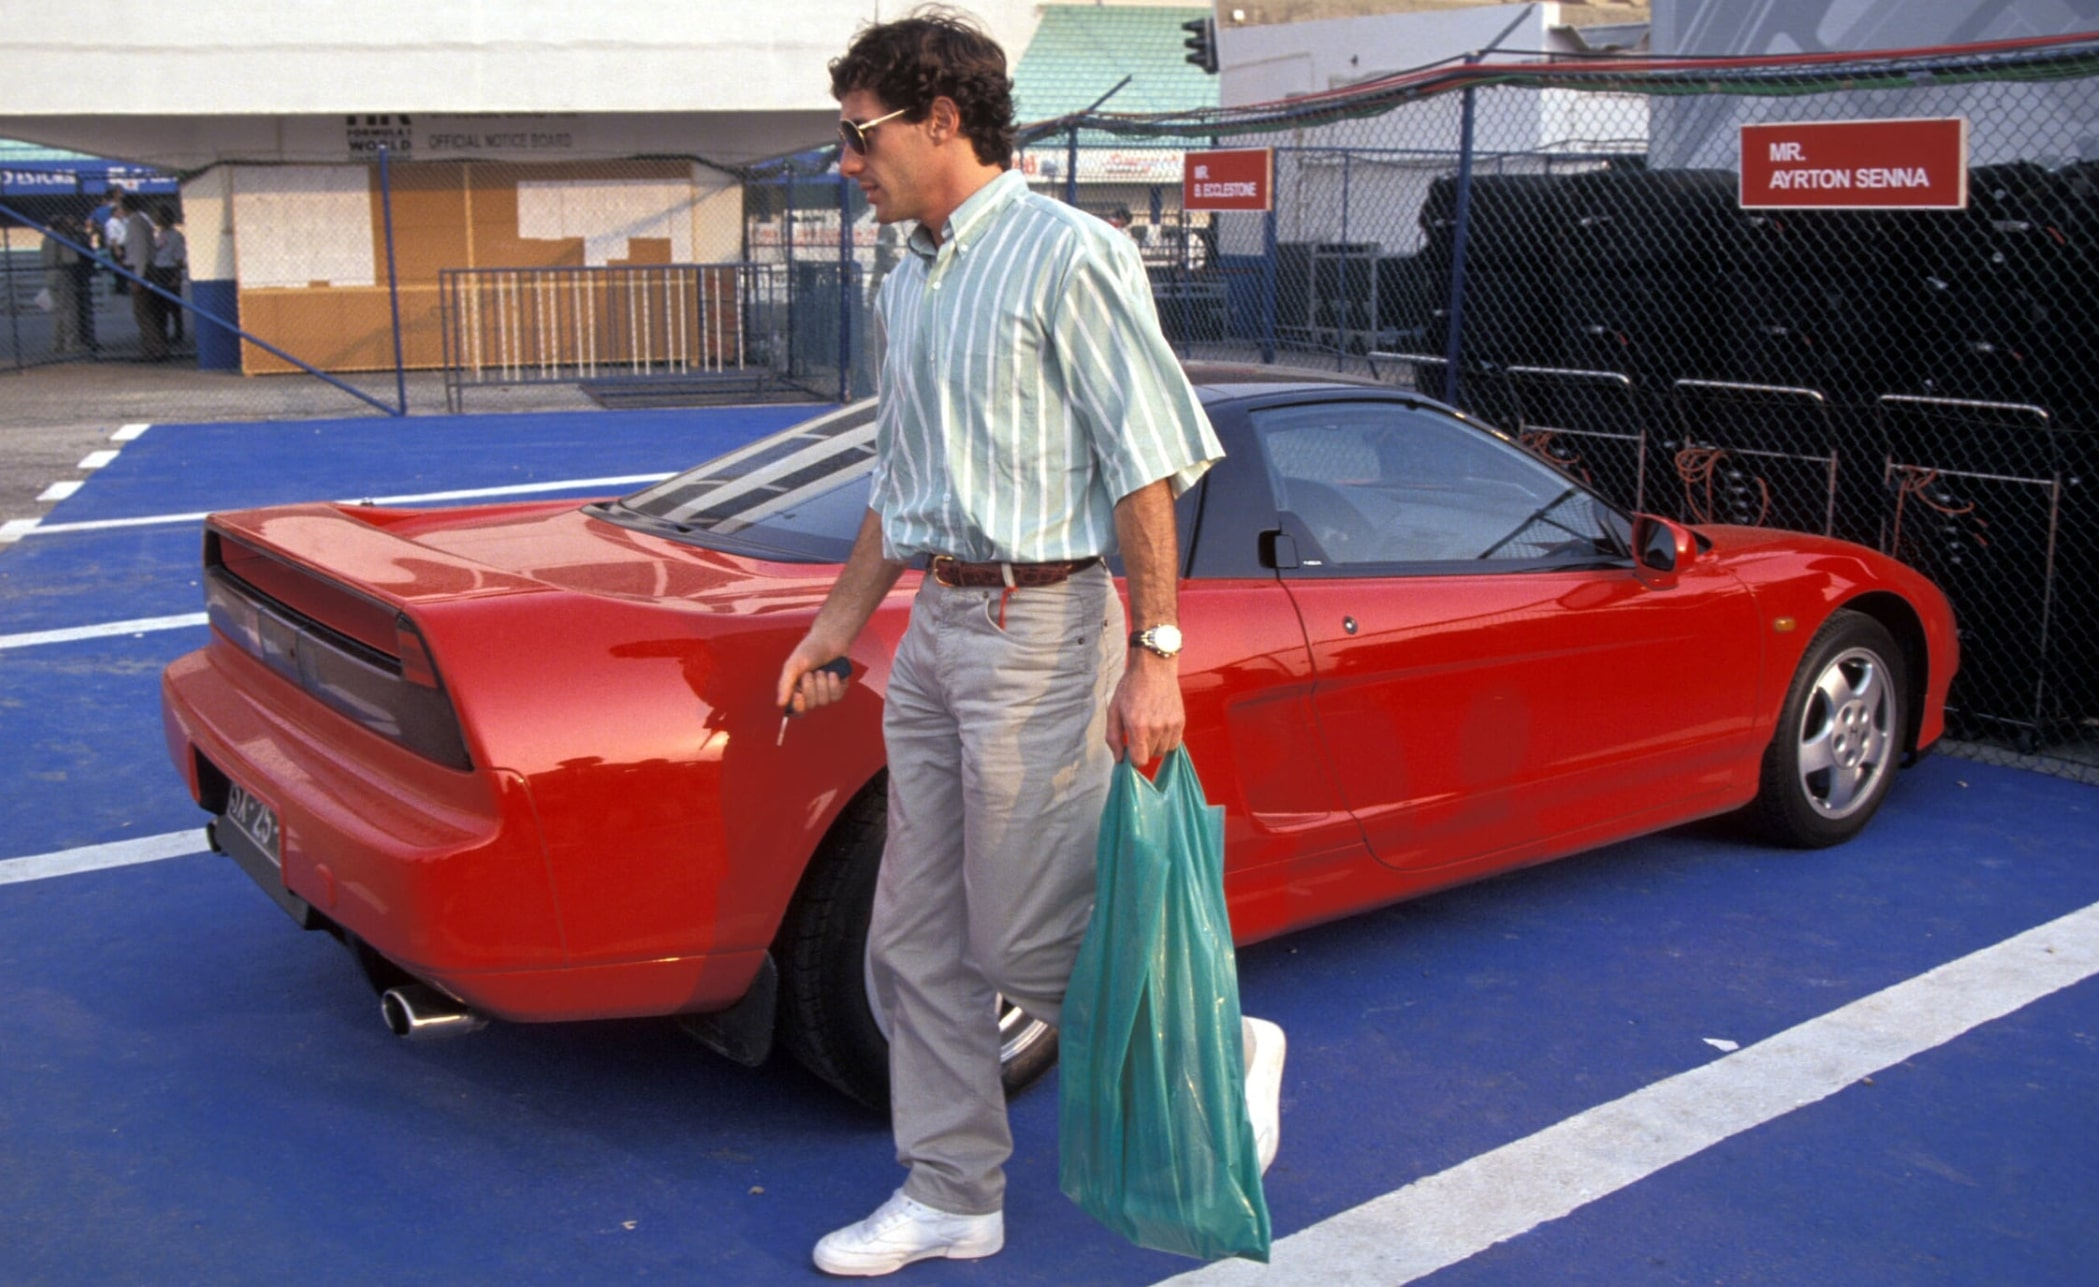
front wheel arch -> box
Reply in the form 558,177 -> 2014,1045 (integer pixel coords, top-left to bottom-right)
1830,590 -> 1931,763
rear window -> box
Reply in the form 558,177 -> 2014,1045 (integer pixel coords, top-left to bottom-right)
597,401 -> 877,561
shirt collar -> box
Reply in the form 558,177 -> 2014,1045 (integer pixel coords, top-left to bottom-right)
905,168 -> 1027,262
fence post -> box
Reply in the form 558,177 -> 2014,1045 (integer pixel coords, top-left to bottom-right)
378,146 -> 409,415
1340,149 -> 1353,371
4,223 -> 21,371
784,171 -> 797,380
1341,149 -> 1352,246
1261,205 -> 1278,365
1440,8 -> 1530,408
837,173 -> 852,403
1065,125 -> 1080,208
1441,80 -> 1478,407
1059,77 -> 1130,213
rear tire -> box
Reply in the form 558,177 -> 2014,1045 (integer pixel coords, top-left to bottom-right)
774,784 -> 1060,1110
1750,610 -> 1906,848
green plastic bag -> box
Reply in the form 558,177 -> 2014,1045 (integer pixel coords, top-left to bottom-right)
1058,747 -> 1272,1262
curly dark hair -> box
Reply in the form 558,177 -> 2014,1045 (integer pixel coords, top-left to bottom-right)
829,7 -> 1016,168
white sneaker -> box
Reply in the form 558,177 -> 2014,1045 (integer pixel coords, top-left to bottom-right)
812,1189 -> 1004,1277
1243,1016 -> 1287,1174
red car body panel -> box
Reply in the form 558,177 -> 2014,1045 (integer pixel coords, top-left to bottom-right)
160,386 -> 1958,1029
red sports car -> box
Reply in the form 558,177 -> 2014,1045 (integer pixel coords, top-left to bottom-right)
161,366 -> 1957,1106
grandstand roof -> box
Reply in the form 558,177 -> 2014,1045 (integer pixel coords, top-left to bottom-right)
1012,4 -> 1221,126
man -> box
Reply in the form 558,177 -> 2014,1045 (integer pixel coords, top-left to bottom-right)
114,192 -> 165,360
775,12 -> 1286,1278
39,217 -> 85,355
95,190 -> 127,295
148,205 -> 188,347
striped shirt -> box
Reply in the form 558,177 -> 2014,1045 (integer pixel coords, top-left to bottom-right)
868,169 -> 1223,564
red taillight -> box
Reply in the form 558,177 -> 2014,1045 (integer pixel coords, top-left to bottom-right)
396,615 -> 440,688
202,559 -> 473,770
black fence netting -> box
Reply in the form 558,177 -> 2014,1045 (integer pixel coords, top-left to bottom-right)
1001,34 -> 2099,779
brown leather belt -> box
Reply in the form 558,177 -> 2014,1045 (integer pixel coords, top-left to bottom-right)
927,554 -> 1101,589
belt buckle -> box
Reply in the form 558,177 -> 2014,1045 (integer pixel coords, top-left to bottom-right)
929,554 -> 960,587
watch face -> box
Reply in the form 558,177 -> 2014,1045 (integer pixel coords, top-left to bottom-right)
1149,624 -> 1183,654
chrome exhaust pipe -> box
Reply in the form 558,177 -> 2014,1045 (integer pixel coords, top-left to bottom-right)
381,983 -> 487,1040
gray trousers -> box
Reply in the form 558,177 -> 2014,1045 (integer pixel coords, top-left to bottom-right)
870,564 -> 1124,1215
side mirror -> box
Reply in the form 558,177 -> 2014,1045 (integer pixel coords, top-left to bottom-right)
1630,514 -> 1696,587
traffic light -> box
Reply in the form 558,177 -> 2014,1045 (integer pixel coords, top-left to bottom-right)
1182,16 -> 1218,74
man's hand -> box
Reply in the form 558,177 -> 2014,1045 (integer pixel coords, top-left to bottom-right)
1106,651 -> 1183,765
774,508 -> 905,721
777,635 -> 853,716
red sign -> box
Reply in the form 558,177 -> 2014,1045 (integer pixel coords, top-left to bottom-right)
1183,149 -> 1273,212
1740,117 -> 1969,210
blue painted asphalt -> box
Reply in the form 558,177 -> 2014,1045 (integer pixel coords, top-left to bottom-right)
42,407 -> 812,524
3,405 -> 2095,1284
0,405 -> 817,637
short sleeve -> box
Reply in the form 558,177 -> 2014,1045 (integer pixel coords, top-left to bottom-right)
1050,231 -> 1224,502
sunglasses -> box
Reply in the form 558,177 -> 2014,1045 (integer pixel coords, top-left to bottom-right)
838,106 -> 912,155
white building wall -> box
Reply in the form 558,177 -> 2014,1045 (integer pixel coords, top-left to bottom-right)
1654,0 -> 2091,57
1650,0 -> 2098,168
1216,3 -> 1561,109
0,2 -> 1043,168
0,2 -> 1043,117
0,1 -> 1045,372
1211,4 -> 1598,258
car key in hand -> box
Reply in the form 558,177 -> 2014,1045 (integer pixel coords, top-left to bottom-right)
778,656 -> 855,745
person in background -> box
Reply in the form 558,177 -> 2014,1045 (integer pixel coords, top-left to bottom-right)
68,209 -> 99,352
100,189 -> 129,295
39,215 -> 86,355
149,204 -> 188,347
86,192 -> 115,246
114,192 -> 164,360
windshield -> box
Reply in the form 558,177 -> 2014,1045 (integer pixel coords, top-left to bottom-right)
598,400 -> 879,561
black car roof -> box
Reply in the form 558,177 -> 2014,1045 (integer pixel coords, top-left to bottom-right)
1184,361 -> 1400,404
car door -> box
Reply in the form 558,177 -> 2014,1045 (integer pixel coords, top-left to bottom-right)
1246,394 -> 1764,873
1167,425 -> 1373,942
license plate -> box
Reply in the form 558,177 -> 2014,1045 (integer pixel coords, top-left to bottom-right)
224,781 -> 282,870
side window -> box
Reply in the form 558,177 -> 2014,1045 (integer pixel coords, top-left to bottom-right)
1250,400 -> 1625,566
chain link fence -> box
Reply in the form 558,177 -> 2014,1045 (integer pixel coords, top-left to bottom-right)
3,36 -> 2095,777
1061,36 -> 2097,780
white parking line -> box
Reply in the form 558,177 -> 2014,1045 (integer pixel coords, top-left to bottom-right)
3,422 -> 149,543
0,613 -> 210,650
0,829 -> 211,886
7,510 -> 209,538
1161,898 -> 2099,1287
4,472 -> 675,540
